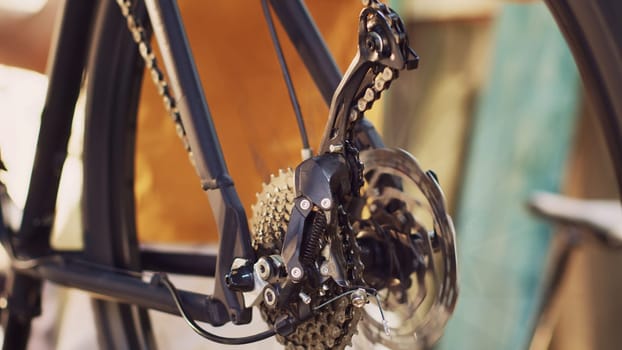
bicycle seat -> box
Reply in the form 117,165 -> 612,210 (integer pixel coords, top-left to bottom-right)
528,191 -> 622,248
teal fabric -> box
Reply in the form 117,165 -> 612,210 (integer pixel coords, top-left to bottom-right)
439,3 -> 579,350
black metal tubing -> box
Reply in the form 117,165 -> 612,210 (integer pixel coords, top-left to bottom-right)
53,250 -> 217,277
16,0 -> 97,258
144,0 -> 254,324
140,251 -> 217,277
2,1 -> 98,349
269,0 -> 343,106
16,258 -> 228,325
1,274 -> 42,350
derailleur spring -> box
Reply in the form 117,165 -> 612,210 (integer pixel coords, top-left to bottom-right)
301,211 -> 327,267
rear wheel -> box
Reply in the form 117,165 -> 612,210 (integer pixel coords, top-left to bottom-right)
83,1 -> 155,349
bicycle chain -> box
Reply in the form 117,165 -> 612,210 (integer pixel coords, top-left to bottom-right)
319,0 -> 417,156
115,0 -> 198,175
349,65 -> 395,127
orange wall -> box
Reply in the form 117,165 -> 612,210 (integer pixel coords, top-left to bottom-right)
136,1 -> 361,243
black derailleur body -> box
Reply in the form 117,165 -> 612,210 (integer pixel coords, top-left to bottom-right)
226,0 -> 422,334
224,146 -> 362,326
280,144 -> 361,284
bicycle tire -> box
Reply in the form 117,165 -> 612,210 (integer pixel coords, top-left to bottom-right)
82,1 -> 155,349
546,0 -> 622,192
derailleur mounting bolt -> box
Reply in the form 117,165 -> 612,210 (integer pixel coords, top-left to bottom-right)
290,266 -> 303,281
320,198 -> 332,210
299,199 -> 311,210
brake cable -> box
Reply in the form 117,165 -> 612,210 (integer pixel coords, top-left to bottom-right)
260,0 -> 312,160
154,273 -> 277,345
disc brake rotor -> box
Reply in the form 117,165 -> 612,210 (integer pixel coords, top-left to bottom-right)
354,148 -> 458,349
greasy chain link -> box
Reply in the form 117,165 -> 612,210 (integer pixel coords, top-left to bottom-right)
115,0 -> 198,178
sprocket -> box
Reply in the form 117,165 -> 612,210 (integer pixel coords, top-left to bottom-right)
250,169 -> 363,350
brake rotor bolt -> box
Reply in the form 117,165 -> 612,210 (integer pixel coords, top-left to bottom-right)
350,288 -> 368,308
299,199 -> 311,210
320,198 -> 332,210
290,267 -> 303,280
299,292 -> 312,305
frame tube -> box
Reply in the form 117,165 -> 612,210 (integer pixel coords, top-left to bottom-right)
2,2 -> 98,349
140,251 -> 217,276
16,0 -> 97,257
17,258 -> 228,325
144,0 -> 254,324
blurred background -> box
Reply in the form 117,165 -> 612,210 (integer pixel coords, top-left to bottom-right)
0,0 -> 621,349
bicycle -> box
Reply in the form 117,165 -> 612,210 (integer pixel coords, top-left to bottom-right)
1,0 -> 621,349
0,0 -> 459,349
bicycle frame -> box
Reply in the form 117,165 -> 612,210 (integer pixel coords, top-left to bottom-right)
3,0 -> 621,349
1,0 -> 387,345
